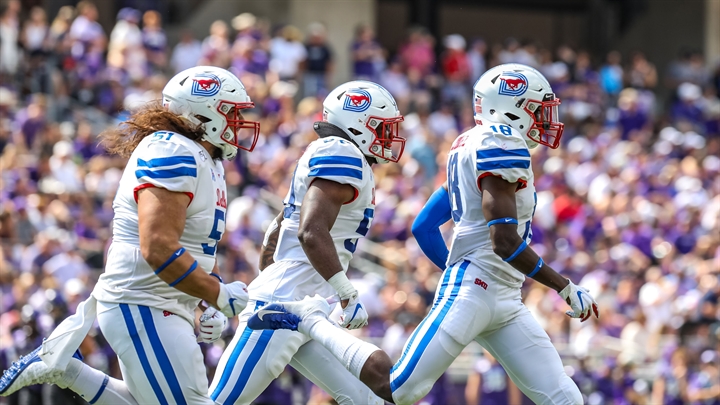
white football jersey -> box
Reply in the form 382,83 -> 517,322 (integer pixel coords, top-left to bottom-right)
446,122 -> 537,287
249,136 -> 375,301
93,131 -> 228,325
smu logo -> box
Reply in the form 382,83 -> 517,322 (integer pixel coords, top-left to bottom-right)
191,73 -> 221,97
498,72 -> 528,97
343,89 -> 372,112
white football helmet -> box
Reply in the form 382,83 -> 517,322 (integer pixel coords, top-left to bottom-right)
162,66 -> 260,160
473,63 -> 564,149
323,81 -> 405,163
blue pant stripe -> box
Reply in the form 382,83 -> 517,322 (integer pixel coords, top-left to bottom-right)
222,330 -> 274,404
210,301 -> 267,402
138,306 -> 187,405
390,262 -> 458,375
119,304 -> 168,405
390,260 -> 469,391
88,375 -> 109,404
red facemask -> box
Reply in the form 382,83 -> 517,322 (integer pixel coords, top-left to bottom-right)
523,97 -> 564,149
217,101 -> 261,152
366,115 -> 405,162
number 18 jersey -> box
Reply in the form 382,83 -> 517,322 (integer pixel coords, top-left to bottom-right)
93,132 -> 227,325
446,123 -> 537,287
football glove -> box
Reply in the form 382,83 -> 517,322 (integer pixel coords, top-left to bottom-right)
558,280 -> 599,322
199,307 -> 227,343
338,294 -> 369,330
216,281 -> 249,318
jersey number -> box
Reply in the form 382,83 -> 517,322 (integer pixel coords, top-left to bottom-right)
490,125 -> 512,136
344,208 -> 374,253
150,132 -> 174,141
448,153 -> 463,222
202,209 -> 225,255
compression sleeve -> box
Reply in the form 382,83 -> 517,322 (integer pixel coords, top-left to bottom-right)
411,186 -> 452,269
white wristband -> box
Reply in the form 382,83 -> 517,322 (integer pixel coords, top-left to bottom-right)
327,272 -> 357,300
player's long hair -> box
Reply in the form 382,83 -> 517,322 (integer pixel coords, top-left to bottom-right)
101,101 -> 205,158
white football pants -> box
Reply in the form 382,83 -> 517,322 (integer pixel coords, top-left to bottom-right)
97,301 -> 215,405
389,260 -> 583,405
209,300 -> 383,405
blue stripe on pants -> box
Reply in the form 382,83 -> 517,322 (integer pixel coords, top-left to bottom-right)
210,300 -> 269,402
119,304 -> 168,405
390,262 -> 457,374
211,328 -> 252,401
138,306 -> 187,405
390,260 -> 470,391
221,329 -> 274,404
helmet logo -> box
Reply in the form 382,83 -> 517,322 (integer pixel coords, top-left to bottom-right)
498,72 -> 528,97
191,73 -> 221,97
343,89 -> 372,112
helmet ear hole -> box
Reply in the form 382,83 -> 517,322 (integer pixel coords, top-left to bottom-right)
505,113 -> 520,121
195,114 -> 212,123
348,128 -> 362,135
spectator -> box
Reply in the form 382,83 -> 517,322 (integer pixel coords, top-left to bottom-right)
107,8 -> 145,81
199,19 -> 231,68
170,29 -> 202,74
302,22 -> 333,98
465,351 -> 523,405
142,10 -> 167,72
269,24 -> 306,81
351,24 -> 383,80
21,7 -> 49,56
600,50 -> 624,100
440,34 -> 471,107
467,38 -> 487,81
400,26 -> 435,76
68,1 -> 106,59
627,51 -> 658,90
0,0 -> 21,78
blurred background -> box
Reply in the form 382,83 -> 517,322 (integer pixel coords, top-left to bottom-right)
0,0 -> 719,404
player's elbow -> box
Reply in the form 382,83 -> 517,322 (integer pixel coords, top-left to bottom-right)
140,234 -> 176,268
297,225 -> 320,249
410,219 -> 424,238
491,229 -> 521,259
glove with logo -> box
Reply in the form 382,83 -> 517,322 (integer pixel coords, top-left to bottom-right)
339,293 -> 369,330
199,307 -> 227,343
216,281 -> 249,318
558,280 -> 599,322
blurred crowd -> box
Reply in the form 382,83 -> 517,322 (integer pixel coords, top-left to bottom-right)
1,1 -> 719,404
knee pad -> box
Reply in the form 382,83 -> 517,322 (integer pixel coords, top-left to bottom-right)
557,374 -> 582,405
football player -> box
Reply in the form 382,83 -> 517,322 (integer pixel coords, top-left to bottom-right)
207,81 -> 404,405
0,66 -> 255,404
247,64 -> 599,405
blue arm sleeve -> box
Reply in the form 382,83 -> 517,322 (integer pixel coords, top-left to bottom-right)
411,186 -> 452,269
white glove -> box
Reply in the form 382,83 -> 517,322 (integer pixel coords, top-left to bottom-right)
338,294 -> 369,330
198,307 -> 227,343
558,280 -> 599,322
216,281 -> 249,318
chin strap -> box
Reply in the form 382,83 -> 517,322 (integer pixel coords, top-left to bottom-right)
313,122 -> 377,165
